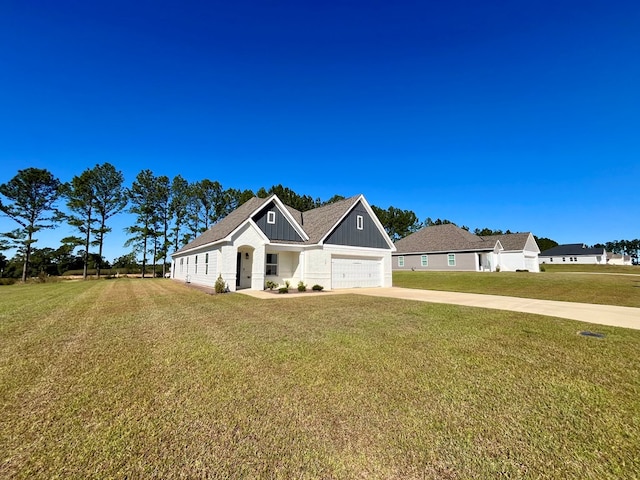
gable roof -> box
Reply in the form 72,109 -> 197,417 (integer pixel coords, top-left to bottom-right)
174,193 -> 392,255
540,243 -> 605,257
480,232 -> 537,252
394,224 -> 543,255
175,196 -> 270,253
301,195 -> 361,244
394,224 -> 498,254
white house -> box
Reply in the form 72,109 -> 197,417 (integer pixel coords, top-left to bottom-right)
538,244 -> 606,265
170,194 -> 395,291
607,252 -> 632,266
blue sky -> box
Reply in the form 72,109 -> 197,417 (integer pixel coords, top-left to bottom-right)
1,1 -> 639,262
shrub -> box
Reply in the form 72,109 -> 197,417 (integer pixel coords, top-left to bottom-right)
297,281 -> 306,292
539,264 -> 546,272
278,287 -> 289,294
214,275 -> 226,294
312,284 -> 324,291
285,280 -> 290,289
495,266 -> 501,272
265,280 -> 278,290
515,269 -> 529,272
0,278 -> 16,286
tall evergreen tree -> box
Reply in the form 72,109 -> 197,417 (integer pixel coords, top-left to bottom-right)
0,168 -> 61,282
91,163 -> 127,278
62,168 -> 96,280
126,170 -> 157,278
154,175 -> 171,278
169,175 -> 190,251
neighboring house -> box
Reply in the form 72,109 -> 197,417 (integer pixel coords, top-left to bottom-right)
392,224 -> 540,272
170,194 -> 395,291
480,232 -> 541,272
607,252 -> 632,266
538,244 -> 606,265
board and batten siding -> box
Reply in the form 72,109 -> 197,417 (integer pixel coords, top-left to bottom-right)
324,201 -> 390,249
253,202 -> 304,242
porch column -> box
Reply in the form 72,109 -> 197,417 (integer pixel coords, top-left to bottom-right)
220,245 -> 238,292
251,244 -> 266,290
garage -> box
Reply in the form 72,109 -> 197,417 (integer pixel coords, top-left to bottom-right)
331,256 -> 382,289
525,255 -> 538,272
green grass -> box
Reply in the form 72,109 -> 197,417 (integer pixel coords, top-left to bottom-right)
542,263 -> 639,274
1,279 -> 639,478
394,270 -> 640,307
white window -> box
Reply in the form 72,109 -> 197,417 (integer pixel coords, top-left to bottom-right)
448,254 -> 456,266
266,253 -> 278,276
180,258 -> 184,273
421,255 -> 428,267
267,211 -> 276,224
398,256 -> 404,267
356,215 -> 364,230
205,253 -> 209,275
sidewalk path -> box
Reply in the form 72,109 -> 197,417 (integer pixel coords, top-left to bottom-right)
240,287 -> 640,330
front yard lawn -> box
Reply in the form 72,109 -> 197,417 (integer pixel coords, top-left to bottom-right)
393,270 -> 640,307
1,279 -> 639,478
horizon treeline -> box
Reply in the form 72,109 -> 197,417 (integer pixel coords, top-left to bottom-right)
1,165 -> 637,282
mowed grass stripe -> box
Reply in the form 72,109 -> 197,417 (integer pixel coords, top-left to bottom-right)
1,279 -> 639,479
393,270 -> 640,307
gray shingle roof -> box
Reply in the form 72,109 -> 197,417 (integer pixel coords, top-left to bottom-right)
301,195 -> 361,243
394,224 -> 496,254
480,233 -> 533,251
174,194 -> 364,254
175,196 -> 270,253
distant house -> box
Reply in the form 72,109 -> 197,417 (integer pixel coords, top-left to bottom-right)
538,244 -> 606,265
607,252 -> 632,266
392,224 -> 540,272
170,194 -> 395,291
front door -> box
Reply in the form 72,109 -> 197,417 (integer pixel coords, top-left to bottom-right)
236,252 -> 241,287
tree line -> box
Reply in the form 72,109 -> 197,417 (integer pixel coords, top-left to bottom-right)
3,165 -> 635,282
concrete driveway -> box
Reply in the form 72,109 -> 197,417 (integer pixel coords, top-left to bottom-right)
241,287 -> 640,330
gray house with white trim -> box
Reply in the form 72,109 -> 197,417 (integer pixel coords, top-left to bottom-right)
393,224 -> 540,272
170,194 -> 395,291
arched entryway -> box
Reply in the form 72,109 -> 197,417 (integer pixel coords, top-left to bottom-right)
236,246 -> 255,289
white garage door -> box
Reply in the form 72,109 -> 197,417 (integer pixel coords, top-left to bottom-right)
331,257 -> 382,289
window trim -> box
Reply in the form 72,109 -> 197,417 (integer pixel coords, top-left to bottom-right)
266,253 -> 278,276
398,256 -> 405,267
448,254 -> 456,267
356,215 -> 364,230
267,211 -> 276,225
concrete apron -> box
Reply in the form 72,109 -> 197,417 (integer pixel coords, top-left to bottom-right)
239,287 -> 640,331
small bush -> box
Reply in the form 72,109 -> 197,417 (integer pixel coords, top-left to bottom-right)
297,281 -> 306,292
0,278 -> 16,286
539,264 -> 546,272
515,269 -> 529,273
284,280 -> 290,289
265,280 -> 278,290
278,287 -> 289,294
495,266 -> 501,272
214,275 -> 226,294
312,284 -> 324,291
